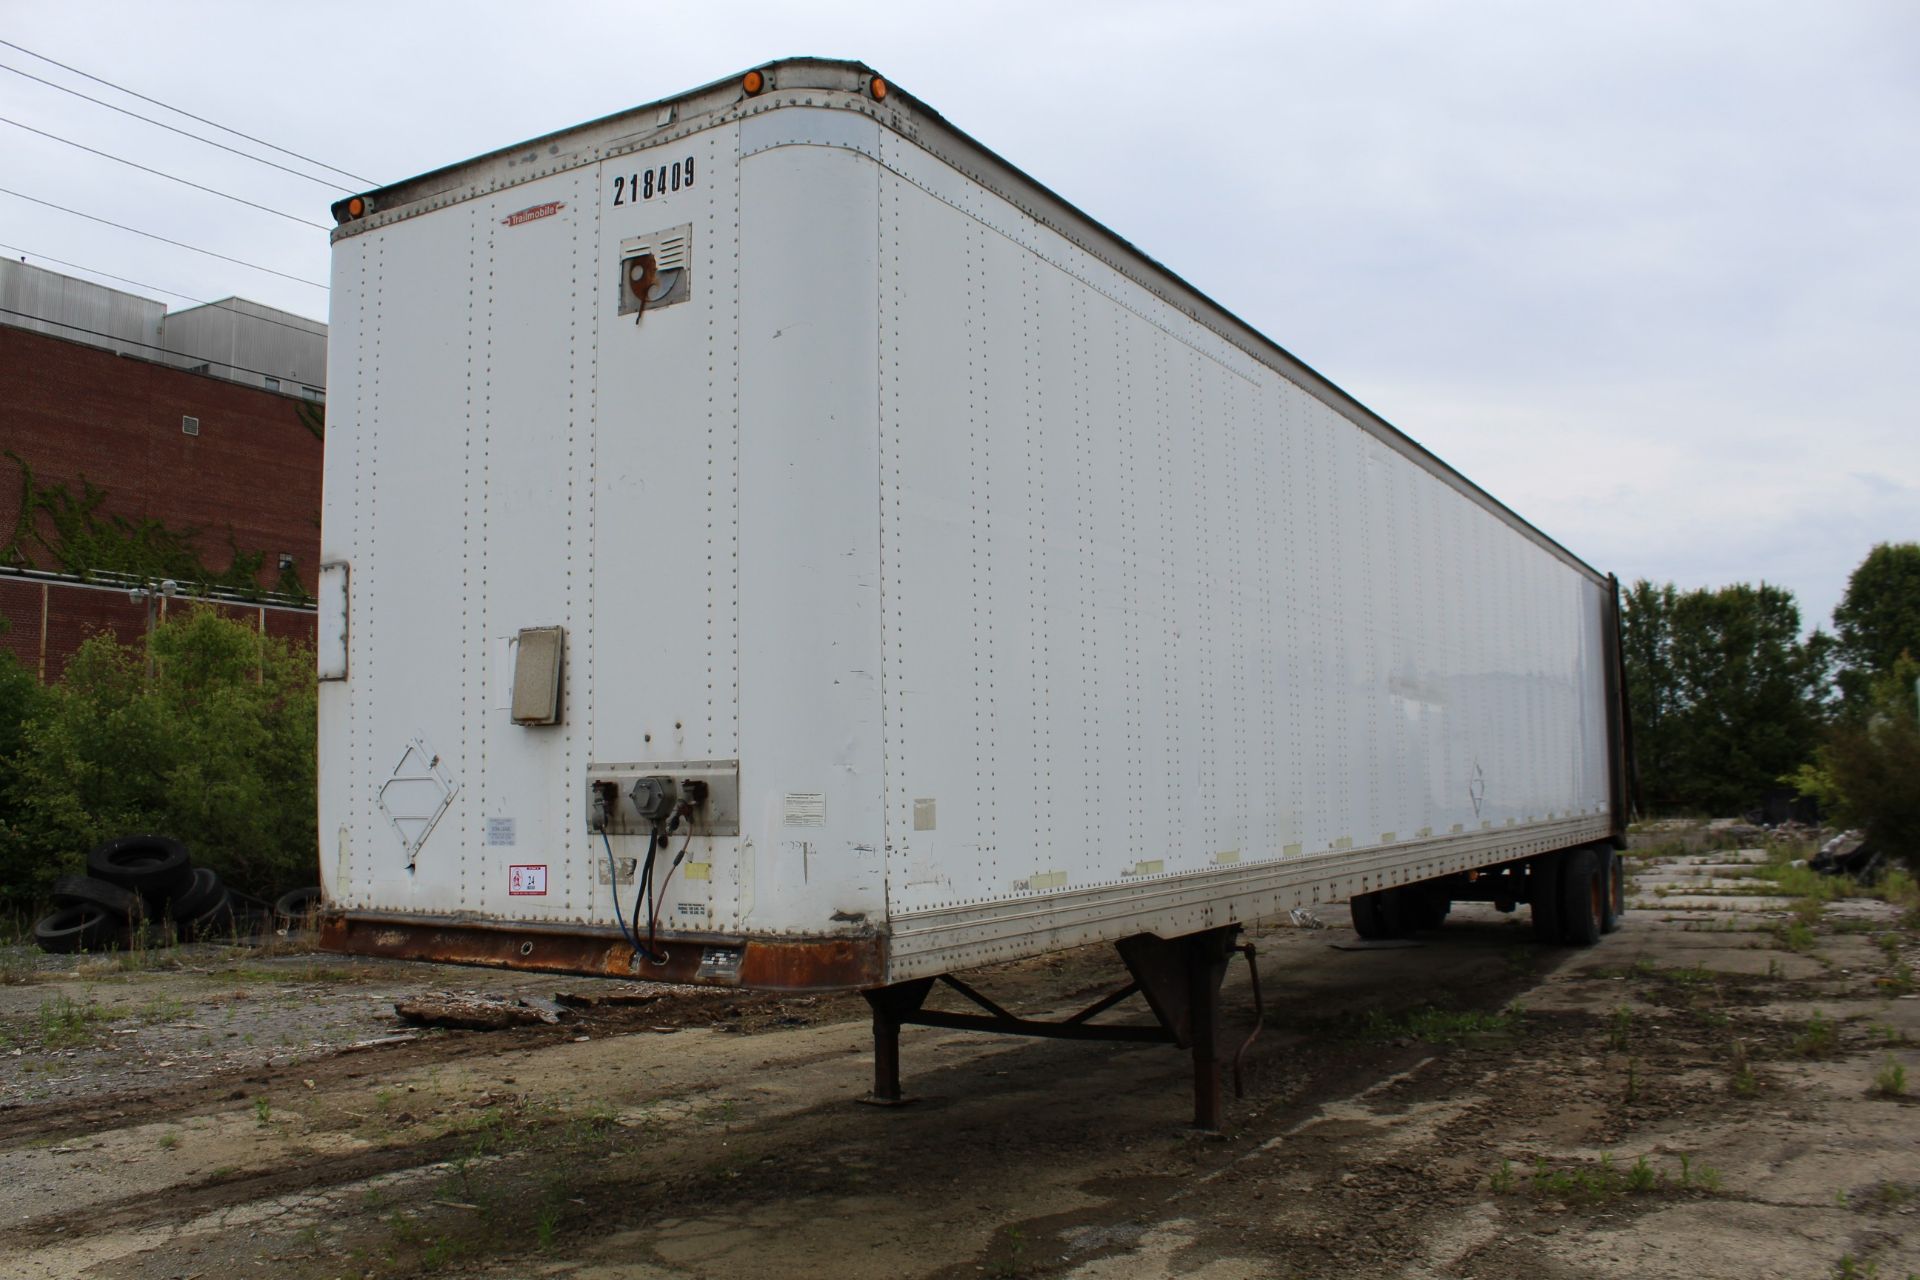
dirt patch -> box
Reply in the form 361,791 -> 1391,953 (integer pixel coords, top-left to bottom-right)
2,849 -> 1917,1278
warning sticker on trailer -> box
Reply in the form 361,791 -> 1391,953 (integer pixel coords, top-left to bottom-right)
782,792 -> 825,827
507,864 -> 548,895
486,817 -> 516,847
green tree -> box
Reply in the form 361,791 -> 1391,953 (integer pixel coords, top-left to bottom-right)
1789,657 -> 1920,869
1620,580 -> 1678,794
0,644 -> 48,894
1833,542 -> 1920,713
0,608 -> 316,912
1621,579 -> 1829,815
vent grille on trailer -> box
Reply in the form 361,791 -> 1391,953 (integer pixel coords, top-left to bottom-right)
624,230 -> 689,273
618,224 -> 694,316
181,415 -> 200,436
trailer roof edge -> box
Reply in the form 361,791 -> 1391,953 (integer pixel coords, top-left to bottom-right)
333,57 -> 1607,587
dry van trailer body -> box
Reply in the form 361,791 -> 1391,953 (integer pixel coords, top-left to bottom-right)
318,59 -> 1627,1124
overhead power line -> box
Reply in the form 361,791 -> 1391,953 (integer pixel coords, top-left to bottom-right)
0,115 -> 330,229
0,242 -> 327,340
0,37 -> 375,187
0,187 -> 327,289
0,60 -> 353,192
0,305 -> 324,391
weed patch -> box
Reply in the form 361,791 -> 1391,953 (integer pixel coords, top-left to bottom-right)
1794,1011 -> 1840,1058
1357,1005 -> 1520,1045
0,993 -> 116,1050
1492,1152 -> 1722,1205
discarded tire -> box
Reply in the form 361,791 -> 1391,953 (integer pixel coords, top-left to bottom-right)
51,874 -> 144,920
178,887 -> 238,940
32,903 -> 122,954
165,866 -> 226,922
273,886 -> 324,927
86,835 -> 193,902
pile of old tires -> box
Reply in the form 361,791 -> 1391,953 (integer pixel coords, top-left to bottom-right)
32,834 -> 243,953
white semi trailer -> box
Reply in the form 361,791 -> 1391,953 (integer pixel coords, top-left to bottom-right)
318,59 -> 1630,1126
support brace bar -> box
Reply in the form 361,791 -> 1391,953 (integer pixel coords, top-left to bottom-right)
861,924 -> 1248,1129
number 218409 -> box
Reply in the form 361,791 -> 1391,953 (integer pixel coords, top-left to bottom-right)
612,156 -> 694,205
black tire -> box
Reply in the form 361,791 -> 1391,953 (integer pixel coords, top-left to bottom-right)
178,887 -> 237,940
273,886 -> 324,927
1412,887 -> 1450,931
1530,851 -> 1564,943
166,867 -> 226,922
51,874 -> 143,920
1351,889 -> 1413,940
33,903 -> 121,954
86,835 -> 192,903
1559,846 -> 1604,947
1600,849 -> 1624,934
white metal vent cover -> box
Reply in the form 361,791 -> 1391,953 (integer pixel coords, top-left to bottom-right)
181,415 -> 200,436
618,224 -> 692,314
378,737 -> 458,869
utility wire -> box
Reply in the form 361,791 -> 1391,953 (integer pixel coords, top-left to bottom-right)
0,37 -> 375,187
0,242 -> 327,341
0,305 -> 324,392
0,187 -> 327,289
0,60 -> 353,193
0,115 -> 330,230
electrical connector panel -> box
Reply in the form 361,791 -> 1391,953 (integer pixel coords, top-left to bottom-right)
586,760 -> 739,836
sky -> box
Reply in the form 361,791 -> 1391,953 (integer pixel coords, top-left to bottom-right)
2,0 -> 1914,631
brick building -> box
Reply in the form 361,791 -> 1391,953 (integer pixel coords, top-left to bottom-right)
0,261 -> 324,679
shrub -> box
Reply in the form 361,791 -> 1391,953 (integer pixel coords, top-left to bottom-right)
0,608 -> 316,911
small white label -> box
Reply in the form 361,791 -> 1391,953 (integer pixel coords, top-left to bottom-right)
595,857 -> 637,885
507,864 -> 547,895
486,817 -> 517,847
912,797 -> 936,831
783,791 -> 826,827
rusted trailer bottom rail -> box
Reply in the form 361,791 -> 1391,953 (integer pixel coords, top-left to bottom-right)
318,912 -> 886,992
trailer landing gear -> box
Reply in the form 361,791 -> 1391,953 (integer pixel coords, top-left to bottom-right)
862,925 -> 1260,1130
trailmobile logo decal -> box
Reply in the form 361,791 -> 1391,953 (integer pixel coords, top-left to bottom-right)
502,202 -> 565,228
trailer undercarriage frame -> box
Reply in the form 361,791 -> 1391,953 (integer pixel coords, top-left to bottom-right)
863,925 -> 1263,1130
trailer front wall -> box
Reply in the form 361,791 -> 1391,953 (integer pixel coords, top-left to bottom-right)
868,122 -> 1611,975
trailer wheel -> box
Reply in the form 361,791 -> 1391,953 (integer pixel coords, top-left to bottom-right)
1412,888 -> 1450,931
1600,850 -> 1624,934
1530,852 -> 1564,943
1559,846 -> 1604,946
1350,889 -> 1412,940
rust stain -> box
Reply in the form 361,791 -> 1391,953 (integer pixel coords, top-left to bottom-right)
319,913 -> 885,993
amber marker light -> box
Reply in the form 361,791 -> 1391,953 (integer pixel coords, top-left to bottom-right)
869,75 -> 888,102
346,196 -> 367,219
742,69 -> 766,95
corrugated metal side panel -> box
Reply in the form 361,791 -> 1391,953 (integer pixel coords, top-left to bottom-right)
0,259 -> 164,354
163,304 -> 327,389
873,126 -> 1611,978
